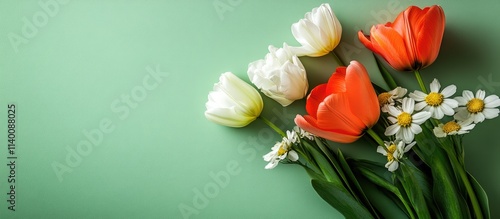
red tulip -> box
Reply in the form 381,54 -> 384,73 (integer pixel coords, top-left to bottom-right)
295,61 -> 380,143
358,5 -> 445,71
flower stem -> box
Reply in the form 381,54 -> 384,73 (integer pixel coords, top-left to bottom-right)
445,145 -> 483,219
374,54 -> 398,90
414,70 -> 428,93
366,128 -> 385,146
259,116 -> 286,137
331,51 -> 345,66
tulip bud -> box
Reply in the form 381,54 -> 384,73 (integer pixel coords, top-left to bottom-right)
290,3 -> 342,57
205,72 -> 263,127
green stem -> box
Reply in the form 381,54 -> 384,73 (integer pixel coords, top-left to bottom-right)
366,128 -> 385,146
414,70 -> 428,93
445,147 -> 483,219
374,54 -> 398,90
331,51 -> 345,66
259,116 -> 286,137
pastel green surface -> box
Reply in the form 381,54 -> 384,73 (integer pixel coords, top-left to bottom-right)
0,0 -> 499,218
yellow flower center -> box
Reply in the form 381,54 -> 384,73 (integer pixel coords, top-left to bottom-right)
397,112 -> 412,127
442,121 -> 461,134
277,146 -> 287,156
466,98 -> 485,113
378,92 -> 393,105
425,92 -> 444,106
387,144 -> 397,162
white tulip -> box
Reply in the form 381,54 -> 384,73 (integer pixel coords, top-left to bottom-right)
247,43 -> 308,106
290,3 -> 342,57
205,72 -> 263,127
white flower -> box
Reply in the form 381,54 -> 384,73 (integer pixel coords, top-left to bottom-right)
385,98 -> 431,143
454,90 -> 500,123
248,43 -> 308,106
205,72 -> 263,127
433,120 -> 475,138
290,3 -> 342,57
378,87 -> 407,113
263,133 -> 299,169
294,126 -> 315,141
409,79 -> 458,119
377,140 -> 416,172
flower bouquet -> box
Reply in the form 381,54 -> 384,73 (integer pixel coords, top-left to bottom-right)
204,3 -> 494,219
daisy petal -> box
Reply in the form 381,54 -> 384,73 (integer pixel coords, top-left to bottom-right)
377,146 -> 388,155
443,99 -> 459,109
440,103 -> 455,116
476,90 -> 485,100
385,124 -> 400,136
412,111 -> 431,124
287,150 -> 299,161
430,79 -> 441,93
415,101 -> 428,111
482,108 -> 499,119
455,96 -> 467,106
462,90 -> 474,100
484,95 -> 500,108
388,161 -> 399,172
474,113 -> 485,123
441,85 -> 457,98
409,90 -> 427,101
410,124 -> 422,135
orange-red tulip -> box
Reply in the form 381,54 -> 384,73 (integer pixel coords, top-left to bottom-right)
294,61 -> 380,143
358,5 -> 445,71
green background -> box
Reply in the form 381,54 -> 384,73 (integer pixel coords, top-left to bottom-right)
1,0 -> 499,218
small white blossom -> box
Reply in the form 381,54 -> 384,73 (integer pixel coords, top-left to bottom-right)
385,97 -> 431,143
263,132 -> 299,169
409,79 -> 458,119
294,126 -> 315,141
433,120 -> 475,138
378,87 -> 407,113
377,140 -> 415,172
454,90 -> 500,123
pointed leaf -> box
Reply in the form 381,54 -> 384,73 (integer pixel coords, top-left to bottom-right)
468,172 -> 491,219
311,179 -> 374,219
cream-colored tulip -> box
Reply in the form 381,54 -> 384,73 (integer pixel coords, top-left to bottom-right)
205,72 -> 263,127
248,43 -> 308,107
290,3 -> 342,57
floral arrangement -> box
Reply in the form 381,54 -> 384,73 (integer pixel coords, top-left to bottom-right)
204,3 -> 494,219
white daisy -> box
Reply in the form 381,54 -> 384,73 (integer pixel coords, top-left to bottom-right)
377,140 -> 416,172
454,90 -> 500,123
385,97 -> 431,143
263,131 -> 299,169
409,78 -> 458,119
433,119 -> 475,138
293,126 -> 315,141
378,87 -> 407,113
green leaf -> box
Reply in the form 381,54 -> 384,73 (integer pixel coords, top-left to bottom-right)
373,54 -> 398,90
352,160 -> 416,219
311,179 -> 374,219
302,140 -> 342,187
313,139 -> 358,198
337,150 -> 380,218
468,172 -> 491,219
397,163 -> 431,219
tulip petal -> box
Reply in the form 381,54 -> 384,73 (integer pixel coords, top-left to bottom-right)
306,84 -> 328,118
326,67 -> 347,93
369,25 -> 413,71
316,93 -> 366,135
413,6 -> 445,68
294,115 -> 360,143
345,61 -> 380,127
